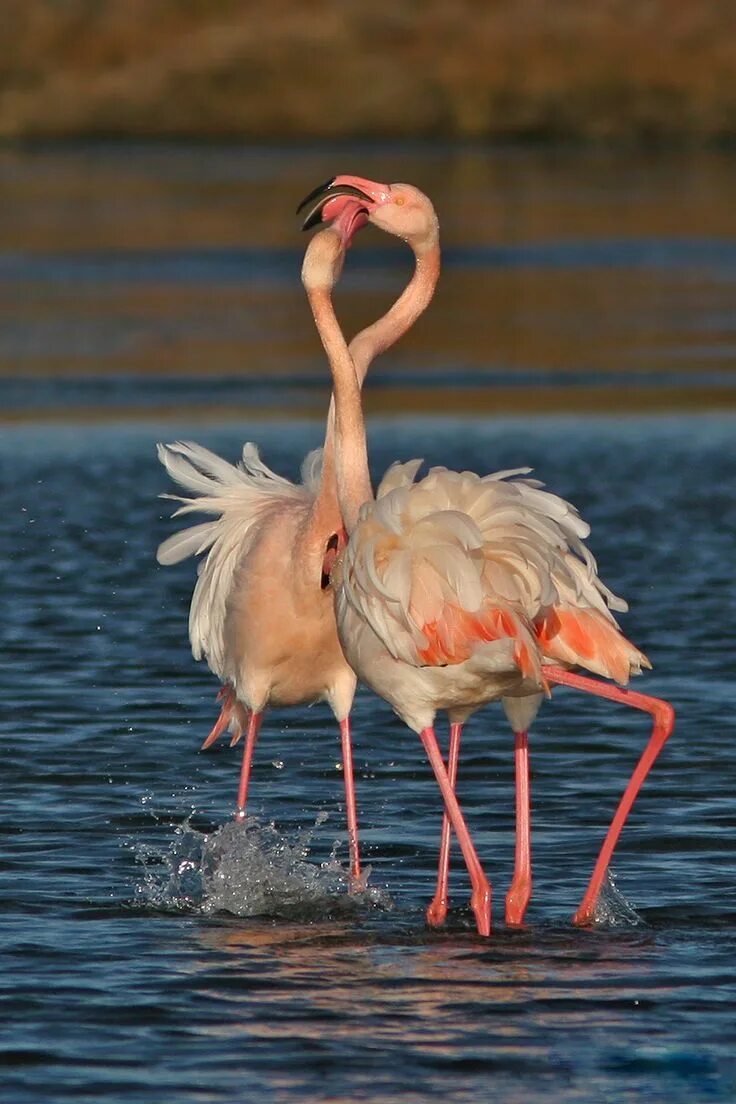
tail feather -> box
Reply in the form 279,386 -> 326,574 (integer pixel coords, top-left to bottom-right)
536,607 -> 650,685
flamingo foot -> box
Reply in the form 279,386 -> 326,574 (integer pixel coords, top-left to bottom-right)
470,884 -> 492,937
543,667 -> 675,928
347,864 -> 371,896
505,876 -> 532,926
228,701 -> 249,747
201,686 -> 250,750
572,901 -> 597,927
201,685 -> 235,750
426,722 -> 463,931
420,726 -> 492,937
571,868 -> 611,926
426,894 -> 449,928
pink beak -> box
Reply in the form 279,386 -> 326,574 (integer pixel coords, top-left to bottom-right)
297,175 -> 392,246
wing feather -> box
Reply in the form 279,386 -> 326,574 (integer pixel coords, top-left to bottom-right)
157,440 -> 312,677
376,458 -> 424,498
339,462 -> 642,684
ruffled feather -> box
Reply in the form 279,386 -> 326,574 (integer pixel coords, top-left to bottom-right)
157,440 -> 312,677
340,462 -> 644,684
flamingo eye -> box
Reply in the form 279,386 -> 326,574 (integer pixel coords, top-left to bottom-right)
394,196 -> 405,206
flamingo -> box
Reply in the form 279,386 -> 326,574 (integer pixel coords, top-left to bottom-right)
302,175 -> 675,936
156,179 -> 440,883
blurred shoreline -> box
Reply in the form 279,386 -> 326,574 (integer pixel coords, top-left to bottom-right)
2,1 -> 736,145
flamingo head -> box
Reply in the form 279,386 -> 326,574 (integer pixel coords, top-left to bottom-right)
297,175 -> 439,253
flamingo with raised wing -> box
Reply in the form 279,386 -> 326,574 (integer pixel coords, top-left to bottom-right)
302,175 -> 675,935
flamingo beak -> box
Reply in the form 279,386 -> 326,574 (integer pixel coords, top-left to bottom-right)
297,179 -> 375,231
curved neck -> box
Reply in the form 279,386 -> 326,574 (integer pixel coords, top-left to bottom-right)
349,240 -> 440,382
308,287 -> 372,533
316,237 -> 440,524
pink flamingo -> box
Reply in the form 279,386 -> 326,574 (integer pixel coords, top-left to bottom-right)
303,175 -> 675,935
156,179 -> 440,882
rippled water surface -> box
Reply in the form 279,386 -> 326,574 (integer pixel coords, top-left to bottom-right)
2,144 -> 736,416
2,146 -> 736,1102
2,413 -> 736,1103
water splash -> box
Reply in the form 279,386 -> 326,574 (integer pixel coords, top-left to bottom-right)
133,812 -> 392,919
590,868 -> 644,927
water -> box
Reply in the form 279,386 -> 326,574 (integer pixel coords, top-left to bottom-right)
2,147 -> 736,1102
2,413 -> 735,1102
2,144 -> 736,414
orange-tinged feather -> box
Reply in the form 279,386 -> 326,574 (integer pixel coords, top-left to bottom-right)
535,607 -> 638,684
417,603 -> 537,678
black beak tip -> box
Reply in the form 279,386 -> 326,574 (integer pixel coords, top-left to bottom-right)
297,181 -> 373,232
296,177 -> 336,216
301,208 -> 325,232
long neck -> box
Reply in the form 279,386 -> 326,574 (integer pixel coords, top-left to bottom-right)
308,286 -> 372,533
316,238 -> 440,522
349,240 -> 440,381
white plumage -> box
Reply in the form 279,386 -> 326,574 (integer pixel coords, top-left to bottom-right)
335,462 -> 646,734
157,441 -> 319,681
297,172 -> 674,934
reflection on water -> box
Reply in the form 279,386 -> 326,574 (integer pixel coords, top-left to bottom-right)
1,145 -> 736,416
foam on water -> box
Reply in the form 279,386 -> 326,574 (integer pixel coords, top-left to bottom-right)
133,813 -> 393,919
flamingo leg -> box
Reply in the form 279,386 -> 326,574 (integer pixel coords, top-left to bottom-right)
420,727 -> 491,936
234,710 -> 263,819
339,717 -> 362,885
544,666 -> 675,926
202,685 -> 240,750
506,730 -> 532,926
426,722 -> 463,928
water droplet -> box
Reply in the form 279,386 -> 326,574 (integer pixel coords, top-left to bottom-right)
132,811 -> 392,918
592,868 -> 643,927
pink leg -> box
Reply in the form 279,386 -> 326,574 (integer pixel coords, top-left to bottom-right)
426,722 -> 463,927
506,730 -> 532,926
339,717 -> 362,885
202,685 -> 237,750
544,666 -> 675,926
234,710 -> 263,820
420,727 -> 491,936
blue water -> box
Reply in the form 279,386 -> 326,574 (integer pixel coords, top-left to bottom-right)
2,412 -> 735,1103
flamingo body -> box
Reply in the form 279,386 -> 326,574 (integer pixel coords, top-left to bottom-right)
157,441 -> 355,721
334,459 -> 647,735
156,178 -> 441,880
299,173 -> 673,934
